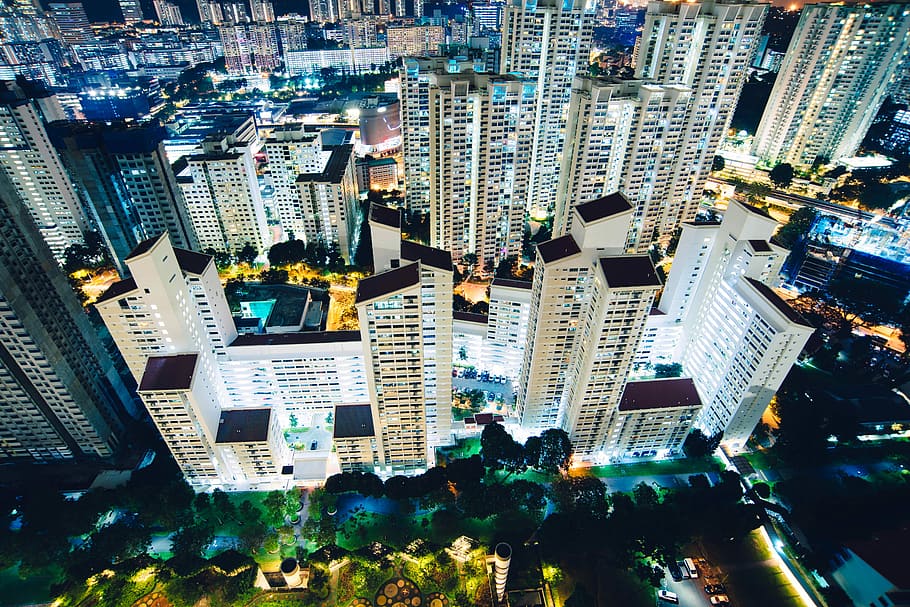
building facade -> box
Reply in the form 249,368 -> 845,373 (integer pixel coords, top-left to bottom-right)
500,0 -> 595,218
634,0 -> 766,250
752,2 -> 910,168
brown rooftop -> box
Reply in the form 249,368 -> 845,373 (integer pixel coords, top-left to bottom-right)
138,354 -> 198,392
175,248 -> 213,274
748,239 -> 773,253
369,203 -> 402,229
355,262 -> 420,303
95,276 -> 137,304
598,255 -> 662,288
230,330 -> 362,347
619,378 -> 701,412
125,232 -> 166,261
334,404 -> 375,439
401,240 -> 453,271
575,192 -> 633,224
453,311 -> 488,324
216,408 -> 271,443
491,278 -> 532,290
537,235 -> 582,264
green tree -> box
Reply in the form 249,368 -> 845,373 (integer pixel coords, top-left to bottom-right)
237,242 -> 258,265
774,207 -> 817,249
171,520 -> 215,559
654,363 -> 683,378
769,163 -> 795,188
712,155 -> 725,172
480,422 -> 526,473
536,428 -> 573,474
682,429 -> 722,457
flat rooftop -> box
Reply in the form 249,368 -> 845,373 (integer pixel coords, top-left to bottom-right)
229,330 -> 361,347
598,255 -> 662,288
334,404 -> 375,439
215,408 -> 271,443
240,283 -> 323,330
537,235 -> 581,264
491,278 -> 532,290
619,378 -> 701,412
138,354 -> 198,392
401,240 -> 452,271
356,262 -> 420,303
575,192 -> 633,224
369,202 -> 401,229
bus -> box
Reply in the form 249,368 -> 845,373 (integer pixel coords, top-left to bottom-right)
683,558 -> 699,578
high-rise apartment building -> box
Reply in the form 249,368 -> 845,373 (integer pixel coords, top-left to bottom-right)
361,203 -> 454,469
219,23 -> 280,74
0,80 -> 87,259
554,77 -> 692,248
386,22 -> 445,58
276,17 -> 308,52
517,193 -> 660,449
249,0 -> 275,22
295,143 -> 360,262
405,61 -> 535,269
310,0 -> 340,24
663,201 -> 813,449
634,0 -> 766,250
0,170 -> 133,463
261,124 -> 326,240
485,278 -> 532,379
153,0 -> 185,25
500,0 -> 594,218
174,115 -> 270,255
49,2 -> 93,45
752,3 -> 910,168
119,0 -> 144,23
49,121 -> 200,268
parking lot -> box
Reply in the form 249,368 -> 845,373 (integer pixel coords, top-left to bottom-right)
657,558 -> 729,607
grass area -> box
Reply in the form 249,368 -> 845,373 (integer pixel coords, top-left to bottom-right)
585,456 -> 722,479
0,565 -> 59,606
437,437 -> 481,463
702,531 -> 804,607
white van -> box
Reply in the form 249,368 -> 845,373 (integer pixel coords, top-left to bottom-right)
658,589 -> 679,604
684,557 -> 699,578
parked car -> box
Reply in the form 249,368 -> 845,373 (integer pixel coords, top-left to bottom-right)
657,590 -> 679,604
668,562 -> 684,582
705,584 -> 727,595
710,595 -> 730,606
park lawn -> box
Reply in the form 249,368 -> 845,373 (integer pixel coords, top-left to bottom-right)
702,530 -> 804,607
586,456 -> 722,480
437,437 -> 481,462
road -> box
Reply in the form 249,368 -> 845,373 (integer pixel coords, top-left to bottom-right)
709,177 -> 900,229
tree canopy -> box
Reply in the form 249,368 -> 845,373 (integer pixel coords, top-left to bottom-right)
769,163 -> 794,188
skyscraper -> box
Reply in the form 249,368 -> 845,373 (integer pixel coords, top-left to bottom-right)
633,0 -> 766,250
359,203 -> 455,470
153,0 -> 184,25
663,201 -> 813,450
500,0 -> 595,218
0,169 -> 134,463
118,0 -> 144,23
406,62 -> 535,269
554,77 -> 692,247
174,114 -> 270,255
49,121 -> 200,269
752,2 -> 910,168
0,80 -> 88,259
49,2 -> 94,45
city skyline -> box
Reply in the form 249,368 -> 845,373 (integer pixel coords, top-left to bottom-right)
0,0 -> 908,605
